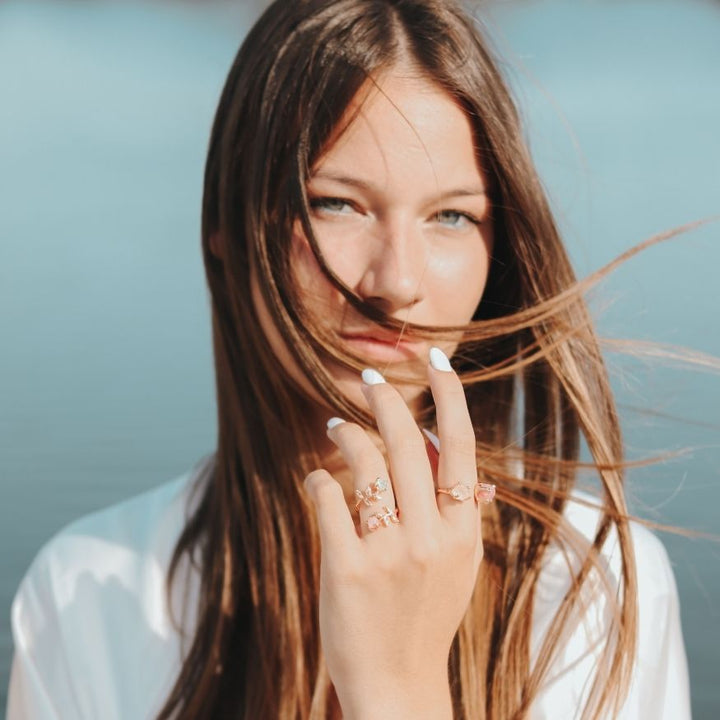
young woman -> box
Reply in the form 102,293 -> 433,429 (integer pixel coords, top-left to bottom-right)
7,1 -> 690,718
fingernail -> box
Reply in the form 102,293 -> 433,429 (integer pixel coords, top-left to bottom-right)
326,417 -> 346,430
361,368 -> 386,385
429,346 -> 452,372
421,428 -> 441,452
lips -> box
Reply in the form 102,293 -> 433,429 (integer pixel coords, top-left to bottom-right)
339,331 -> 423,361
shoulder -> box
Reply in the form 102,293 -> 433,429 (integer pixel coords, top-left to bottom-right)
8,464 -> 207,719
534,490 -> 677,617
531,489 -> 690,720
15,468 -> 199,609
563,489 -> 677,595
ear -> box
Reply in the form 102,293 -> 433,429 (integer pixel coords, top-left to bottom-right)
209,232 -> 223,259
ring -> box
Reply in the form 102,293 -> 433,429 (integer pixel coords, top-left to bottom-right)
475,482 -> 496,504
366,505 -> 399,531
354,476 -> 389,513
436,482 -> 496,504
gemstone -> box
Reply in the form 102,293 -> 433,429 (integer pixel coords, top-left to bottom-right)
375,477 -> 388,492
450,484 -> 473,501
367,515 -> 381,531
376,506 -> 398,526
475,483 -> 496,504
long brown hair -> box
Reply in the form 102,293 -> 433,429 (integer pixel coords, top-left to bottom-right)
157,1 -> 638,717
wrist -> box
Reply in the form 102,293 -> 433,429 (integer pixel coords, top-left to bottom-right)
337,672 -> 453,720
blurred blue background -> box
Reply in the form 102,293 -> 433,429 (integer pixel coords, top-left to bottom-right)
1,0 -> 718,716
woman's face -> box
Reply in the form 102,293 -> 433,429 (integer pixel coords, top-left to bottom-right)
252,65 -> 494,420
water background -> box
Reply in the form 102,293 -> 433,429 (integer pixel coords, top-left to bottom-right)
1,0 -> 719,716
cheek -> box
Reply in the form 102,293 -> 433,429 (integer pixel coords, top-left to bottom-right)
431,234 -> 493,320
250,267 -> 329,407
290,230 -> 356,309
290,232 -> 327,297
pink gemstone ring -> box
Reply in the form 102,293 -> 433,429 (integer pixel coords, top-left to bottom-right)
437,482 -> 474,502
366,505 -> 400,532
436,482 -> 496,505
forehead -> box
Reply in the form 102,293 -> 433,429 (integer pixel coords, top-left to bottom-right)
311,68 -> 485,191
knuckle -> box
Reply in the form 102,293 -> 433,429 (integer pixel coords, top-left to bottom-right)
374,551 -> 398,575
332,557 -> 366,585
333,421 -> 363,443
305,468 -> 331,489
387,434 -> 426,458
335,424 -> 365,450
443,380 -> 469,401
407,537 -> 442,568
444,433 -> 478,457
333,424 -> 383,465
305,470 -> 339,502
369,383 -> 398,412
450,531 -> 477,561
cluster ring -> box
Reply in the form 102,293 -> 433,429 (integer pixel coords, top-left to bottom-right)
353,476 -> 389,513
366,505 -> 400,532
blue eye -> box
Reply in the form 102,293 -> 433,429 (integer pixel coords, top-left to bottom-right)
309,197 -> 354,215
434,210 -> 479,229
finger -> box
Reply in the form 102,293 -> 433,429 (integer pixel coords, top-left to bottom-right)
304,469 -> 361,562
425,421 -> 495,505
325,417 -> 397,538
427,347 -> 480,531
360,368 -> 437,531
422,428 -> 440,479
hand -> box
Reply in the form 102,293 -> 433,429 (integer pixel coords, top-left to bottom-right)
304,347 -> 484,720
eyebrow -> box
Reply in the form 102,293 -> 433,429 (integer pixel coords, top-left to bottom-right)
310,171 -> 487,202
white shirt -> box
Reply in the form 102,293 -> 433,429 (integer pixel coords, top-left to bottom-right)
6,468 -> 691,719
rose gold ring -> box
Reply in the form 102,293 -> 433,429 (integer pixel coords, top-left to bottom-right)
436,482 -> 496,504
354,476 -> 389,513
366,505 -> 399,532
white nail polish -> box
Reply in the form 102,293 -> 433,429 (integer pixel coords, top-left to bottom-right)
361,368 -> 386,385
429,346 -> 452,372
421,428 -> 441,452
326,417 -> 346,430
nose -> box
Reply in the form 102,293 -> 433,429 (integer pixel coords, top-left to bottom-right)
355,217 -> 428,313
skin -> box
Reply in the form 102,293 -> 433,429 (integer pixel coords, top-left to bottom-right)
251,63 -> 493,501
251,65 -> 495,717
308,358 -> 483,719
